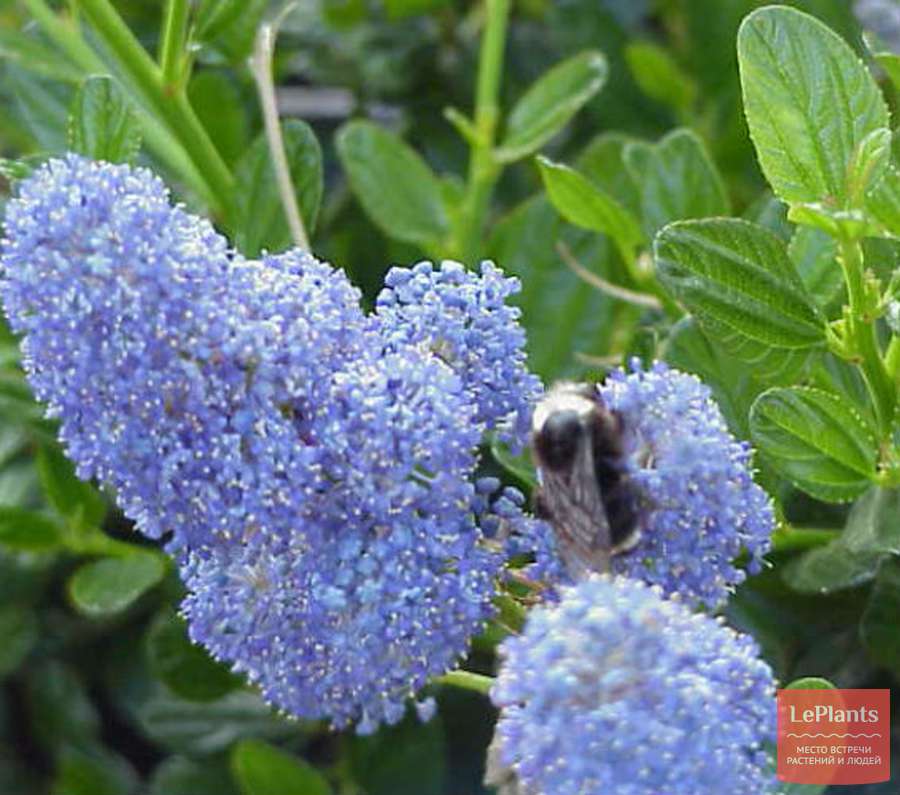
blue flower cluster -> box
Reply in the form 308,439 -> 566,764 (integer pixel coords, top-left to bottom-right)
491,575 -> 777,795
0,155 -> 540,730
597,361 -> 774,607
376,260 -> 542,448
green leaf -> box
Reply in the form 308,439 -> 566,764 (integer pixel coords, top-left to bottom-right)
624,41 -> 696,114
0,507 -> 62,552
69,551 -> 165,618
654,219 -> 825,354
52,744 -> 137,795
188,70 -> 249,167
861,557 -> 900,675
842,488 -> 900,555
27,661 -> 100,749
625,129 -> 730,238
784,676 -> 837,690
337,120 -> 448,250
787,203 -> 881,240
234,120 -> 323,257
750,387 -> 878,502
487,196 -> 625,379
490,436 -> 536,490
865,162 -> 900,237
782,539 -> 882,594
231,739 -> 331,795
135,688 -> 295,756
847,127 -> 892,206
148,611 -> 242,702
496,51 -> 607,162
150,757 -> 240,795
350,713 -> 446,795
36,446 -> 105,528
787,226 -> 843,310
67,76 -> 141,164
575,132 -> 641,215
537,156 -> 643,259
876,52 -> 900,93
0,604 -> 37,677
738,6 -> 889,206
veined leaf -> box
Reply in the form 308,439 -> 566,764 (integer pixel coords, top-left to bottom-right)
234,120 -> 322,257
750,387 -> 878,502
655,218 -> 824,349
625,128 -> 729,238
496,51 -> 607,163
537,156 -> 643,259
68,76 -> 141,164
738,6 -> 889,206
337,120 -> 448,250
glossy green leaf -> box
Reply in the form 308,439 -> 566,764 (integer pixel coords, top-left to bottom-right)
0,507 -> 61,551
231,739 -> 331,795
738,6 -> 889,206
842,488 -> 900,555
750,387 -> 878,502
69,551 -> 165,618
784,677 -> 837,690
861,557 -> 900,675
783,539 -> 882,594
496,51 -> 607,162
36,446 -> 105,527
234,120 -> 323,257
625,129 -> 729,237
68,76 -> 141,164
148,611 -> 242,702
537,156 -> 643,259
655,219 -> 824,353
337,120 -> 448,250
624,41 -> 696,114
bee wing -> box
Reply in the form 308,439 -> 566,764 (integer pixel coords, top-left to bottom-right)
536,438 -> 612,578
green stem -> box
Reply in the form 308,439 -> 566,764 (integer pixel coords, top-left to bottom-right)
249,3 -> 310,252
75,0 -> 233,217
158,0 -> 190,91
839,237 -> 895,435
457,0 -> 510,263
886,336 -> 900,381
435,669 -> 494,695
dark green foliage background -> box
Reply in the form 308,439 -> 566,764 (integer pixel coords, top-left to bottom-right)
0,1 -> 897,793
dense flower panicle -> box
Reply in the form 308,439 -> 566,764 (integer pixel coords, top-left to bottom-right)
491,575 -> 777,795
0,155 -> 374,551
181,347 -> 502,730
2,156 -> 541,730
376,260 -> 542,447
597,361 -> 774,607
